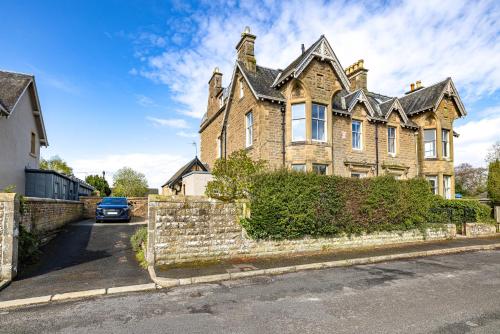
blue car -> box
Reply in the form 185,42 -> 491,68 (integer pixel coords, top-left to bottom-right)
95,197 -> 132,223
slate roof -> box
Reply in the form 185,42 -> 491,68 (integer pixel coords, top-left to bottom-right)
0,70 -> 33,114
163,156 -> 208,188
273,37 -> 323,86
399,78 -> 450,115
237,61 -> 284,101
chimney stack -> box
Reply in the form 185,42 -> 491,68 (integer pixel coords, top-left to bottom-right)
236,26 -> 257,72
206,67 -> 223,118
344,59 -> 368,91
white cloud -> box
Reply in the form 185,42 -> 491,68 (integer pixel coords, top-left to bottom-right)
136,94 -> 157,107
176,130 -> 198,138
147,116 -> 190,129
454,115 -> 500,167
71,153 -> 189,190
134,0 -> 500,119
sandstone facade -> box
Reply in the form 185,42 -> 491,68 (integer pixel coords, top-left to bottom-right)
199,28 -> 467,197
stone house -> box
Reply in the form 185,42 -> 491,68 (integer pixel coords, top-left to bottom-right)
0,70 -> 48,194
199,28 -> 467,198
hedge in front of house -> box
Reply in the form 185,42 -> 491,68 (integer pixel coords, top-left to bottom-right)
430,198 -> 493,225
240,172 -> 438,240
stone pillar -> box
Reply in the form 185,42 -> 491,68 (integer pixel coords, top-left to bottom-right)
0,193 -> 19,281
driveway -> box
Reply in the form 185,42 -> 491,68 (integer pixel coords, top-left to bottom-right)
0,219 -> 151,301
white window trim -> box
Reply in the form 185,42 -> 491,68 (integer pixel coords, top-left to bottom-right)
443,175 -> 451,199
426,176 -> 438,195
245,112 -> 253,148
312,104 -> 327,142
424,129 -> 437,159
388,126 -> 397,156
352,120 -> 363,151
291,103 -> 306,142
442,129 -> 450,159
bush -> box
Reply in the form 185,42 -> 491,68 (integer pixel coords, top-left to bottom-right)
487,160 -> 500,205
18,225 -> 41,265
130,227 -> 148,268
430,198 -> 493,225
206,150 -> 266,202
241,172 -> 438,240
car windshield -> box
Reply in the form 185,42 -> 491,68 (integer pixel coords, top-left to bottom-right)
101,198 -> 127,205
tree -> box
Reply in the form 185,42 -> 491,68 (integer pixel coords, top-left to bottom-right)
85,174 -> 111,197
487,160 -> 500,205
454,163 -> 488,196
112,167 -> 148,197
485,141 -> 500,164
40,156 -> 73,176
205,150 -> 266,202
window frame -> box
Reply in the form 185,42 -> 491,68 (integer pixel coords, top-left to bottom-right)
426,175 -> 438,195
443,175 -> 451,199
312,104 -> 327,142
352,120 -> 363,150
442,129 -> 450,159
387,126 -> 396,156
424,129 -> 437,158
291,164 -> 306,173
291,103 -> 306,142
312,164 -> 328,175
216,137 -> 221,158
351,172 -> 367,178
245,111 -> 253,148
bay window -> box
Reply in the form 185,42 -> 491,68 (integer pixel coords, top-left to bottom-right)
426,176 -> 438,194
442,129 -> 450,158
312,104 -> 326,141
424,129 -> 436,158
292,103 -> 306,142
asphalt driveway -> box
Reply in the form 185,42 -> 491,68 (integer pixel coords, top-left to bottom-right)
0,219 -> 151,301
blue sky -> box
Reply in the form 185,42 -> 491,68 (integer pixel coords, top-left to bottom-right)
1,0 -> 499,189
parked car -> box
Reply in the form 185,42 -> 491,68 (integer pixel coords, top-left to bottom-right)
95,197 -> 132,223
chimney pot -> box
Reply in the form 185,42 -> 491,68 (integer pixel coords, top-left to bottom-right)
416,80 -> 422,88
243,26 -> 251,34
301,44 -> 305,54
358,59 -> 364,68
410,83 -> 415,91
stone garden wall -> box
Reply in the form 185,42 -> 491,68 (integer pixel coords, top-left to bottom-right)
148,195 -> 457,266
0,193 -> 19,281
465,222 -> 497,237
19,197 -> 83,236
80,196 -> 148,219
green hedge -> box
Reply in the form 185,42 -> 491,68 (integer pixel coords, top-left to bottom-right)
430,198 -> 493,225
240,171 -> 494,240
241,172 -> 438,240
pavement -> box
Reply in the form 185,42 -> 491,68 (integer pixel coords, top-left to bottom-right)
0,219 -> 151,301
1,250 -> 499,333
156,235 -> 500,279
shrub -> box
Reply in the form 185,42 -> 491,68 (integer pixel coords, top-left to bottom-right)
18,225 -> 41,265
487,160 -> 500,205
206,150 -> 266,202
130,227 -> 148,268
241,172 -> 438,240
430,198 -> 493,225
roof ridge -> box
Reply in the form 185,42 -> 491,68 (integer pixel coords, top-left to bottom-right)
0,69 -> 34,77
399,77 -> 450,99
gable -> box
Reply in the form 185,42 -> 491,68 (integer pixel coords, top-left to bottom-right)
294,58 -> 343,104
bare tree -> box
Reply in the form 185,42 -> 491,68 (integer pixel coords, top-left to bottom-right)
455,163 -> 488,196
485,141 -> 500,164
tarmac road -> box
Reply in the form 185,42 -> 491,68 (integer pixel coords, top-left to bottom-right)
1,250 -> 499,333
